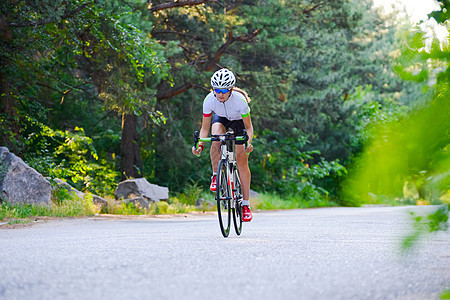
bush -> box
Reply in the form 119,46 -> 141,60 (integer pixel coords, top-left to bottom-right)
24,120 -> 119,197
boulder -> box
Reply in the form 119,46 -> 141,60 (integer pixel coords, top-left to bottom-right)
118,197 -> 149,209
195,198 -> 215,210
0,147 -> 52,206
115,178 -> 169,202
92,195 -> 108,207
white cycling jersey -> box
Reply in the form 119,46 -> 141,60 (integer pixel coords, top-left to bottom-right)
202,91 -> 250,121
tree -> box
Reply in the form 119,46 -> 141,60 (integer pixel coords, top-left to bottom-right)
0,0 -> 169,191
142,0 -> 404,199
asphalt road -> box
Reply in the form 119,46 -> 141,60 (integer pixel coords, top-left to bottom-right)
0,206 -> 449,300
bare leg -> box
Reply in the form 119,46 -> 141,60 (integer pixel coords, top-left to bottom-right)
235,144 -> 251,201
210,123 -> 226,173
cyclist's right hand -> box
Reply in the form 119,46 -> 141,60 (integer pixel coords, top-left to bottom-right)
192,145 -> 204,156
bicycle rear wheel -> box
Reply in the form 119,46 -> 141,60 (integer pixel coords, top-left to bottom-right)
216,159 -> 231,237
232,169 -> 243,235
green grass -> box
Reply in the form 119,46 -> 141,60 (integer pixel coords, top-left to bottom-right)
252,193 -> 338,210
0,189 -> 341,222
102,197 -> 200,215
0,190 -> 100,223
441,290 -> 450,300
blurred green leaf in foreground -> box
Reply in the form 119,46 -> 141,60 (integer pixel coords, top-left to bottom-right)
343,1 -> 449,239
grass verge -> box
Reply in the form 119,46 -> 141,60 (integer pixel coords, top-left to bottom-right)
0,190 -> 340,223
441,289 -> 450,299
0,191 -> 100,224
252,193 -> 338,210
102,198 -> 199,215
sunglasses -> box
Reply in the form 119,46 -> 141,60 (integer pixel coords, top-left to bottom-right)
214,88 -> 231,94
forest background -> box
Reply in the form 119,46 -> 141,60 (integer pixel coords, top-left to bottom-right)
0,0 -> 448,211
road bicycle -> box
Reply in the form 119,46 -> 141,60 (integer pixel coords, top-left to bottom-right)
194,130 -> 248,237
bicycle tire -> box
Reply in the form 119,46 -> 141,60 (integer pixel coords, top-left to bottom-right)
216,159 -> 231,237
232,168 -> 243,235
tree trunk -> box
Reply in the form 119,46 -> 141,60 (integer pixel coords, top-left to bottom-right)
120,112 -> 143,180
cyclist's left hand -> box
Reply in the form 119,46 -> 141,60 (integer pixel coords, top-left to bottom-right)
245,143 -> 253,154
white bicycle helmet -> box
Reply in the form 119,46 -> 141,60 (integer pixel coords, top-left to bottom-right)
210,68 -> 236,89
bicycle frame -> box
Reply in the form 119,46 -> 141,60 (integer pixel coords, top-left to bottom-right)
216,135 -> 238,208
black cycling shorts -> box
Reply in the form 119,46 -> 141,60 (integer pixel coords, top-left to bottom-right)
211,114 -> 246,145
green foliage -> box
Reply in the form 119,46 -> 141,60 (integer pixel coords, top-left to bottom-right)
0,107 -> 25,153
24,119 -> 119,196
51,185 -> 76,205
343,18 -> 450,206
178,181 -> 203,206
429,0 -> 450,24
402,205 -> 449,251
1,0 -> 169,194
344,92 -> 449,205
113,202 -> 145,215
343,4 -> 450,253
441,289 -> 450,300
251,129 -> 346,202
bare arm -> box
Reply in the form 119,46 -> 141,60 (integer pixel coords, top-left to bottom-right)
199,115 -> 211,140
192,115 -> 212,155
242,115 -> 254,154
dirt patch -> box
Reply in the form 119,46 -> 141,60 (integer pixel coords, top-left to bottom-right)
0,216 -> 76,229
90,211 -> 216,220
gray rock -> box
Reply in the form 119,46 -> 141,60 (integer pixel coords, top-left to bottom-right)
115,178 -> 168,202
118,197 -> 149,209
195,198 -> 215,209
92,195 -> 108,207
0,147 -> 52,206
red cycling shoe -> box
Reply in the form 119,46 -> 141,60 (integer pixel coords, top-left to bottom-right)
242,205 -> 253,222
210,174 -> 217,192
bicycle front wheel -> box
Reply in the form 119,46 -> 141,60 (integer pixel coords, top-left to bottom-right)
232,169 -> 243,235
216,159 -> 231,237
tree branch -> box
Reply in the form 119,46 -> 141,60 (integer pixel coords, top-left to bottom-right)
156,82 -> 194,101
303,2 -> 325,15
93,110 -> 116,128
155,29 -> 260,100
149,0 -> 216,13
205,29 -> 260,71
156,83 -> 209,101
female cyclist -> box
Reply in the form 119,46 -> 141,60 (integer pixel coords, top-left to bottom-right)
192,68 -> 254,222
